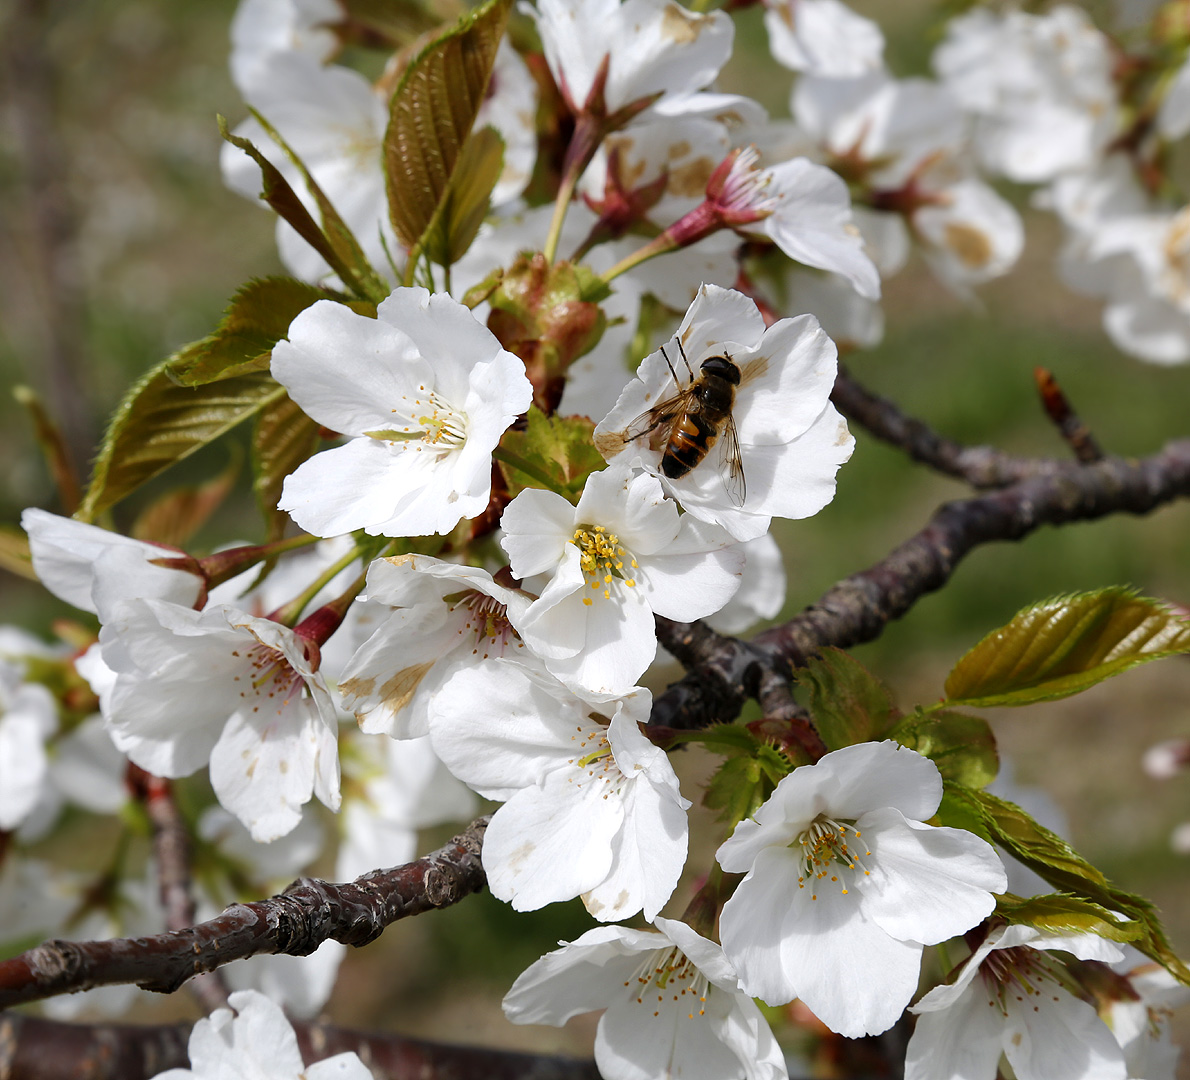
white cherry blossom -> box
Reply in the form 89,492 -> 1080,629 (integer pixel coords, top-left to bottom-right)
272,287 -> 533,537
1103,956 -> 1190,1080
595,284 -> 854,542
504,917 -> 787,1080
716,740 -> 1007,1038
933,5 -> 1117,183
530,0 -> 733,117
0,660 -> 57,832
152,989 -> 372,1080
705,532 -> 786,636
429,660 -> 689,921
763,0 -> 883,78
338,553 -> 536,738
906,924 -> 1128,1080
499,463 -> 743,695
229,0 -> 341,92
22,508 -> 203,619
98,598 -> 341,842
478,40 -> 540,206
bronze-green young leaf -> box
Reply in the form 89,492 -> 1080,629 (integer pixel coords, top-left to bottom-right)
423,126 -> 505,270
996,894 -> 1139,943
941,784 -> 1190,983
384,0 -> 512,251
247,109 -> 390,304
78,365 -> 286,522
795,648 -> 898,750
496,407 -> 607,502
218,116 -> 383,301
167,277 -> 348,388
944,587 -> 1190,708
888,708 -> 998,788
253,395 -> 322,541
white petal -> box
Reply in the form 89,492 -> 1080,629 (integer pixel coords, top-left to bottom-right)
859,808 -> 1005,945
482,768 -> 624,910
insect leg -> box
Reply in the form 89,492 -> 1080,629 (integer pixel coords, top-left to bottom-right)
659,343 -> 683,387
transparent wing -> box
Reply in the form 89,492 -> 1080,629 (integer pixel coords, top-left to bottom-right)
623,388 -> 691,445
718,413 -> 746,507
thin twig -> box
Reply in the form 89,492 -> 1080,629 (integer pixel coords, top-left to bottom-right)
1034,366 -> 1105,464
126,765 -> 230,1013
0,817 -> 489,1008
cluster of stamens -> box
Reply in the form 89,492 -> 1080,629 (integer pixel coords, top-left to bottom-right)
565,722 -> 622,797
979,945 -> 1066,1017
572,524 -> 637,606
229,642 -> 305,717
446,589 -> 521,659
624,947 -> 711,1020
794,815 -> 871,900
384,385 -> 467,450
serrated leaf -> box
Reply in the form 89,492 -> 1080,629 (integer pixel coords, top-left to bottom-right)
703,744 -> 790,830
943,784 -> 1190,983
131,451 -> 241,548
384,0 -> 512,250
669,723 -> 764,756
219,117 -> 381,301
78,366 -> 285,521
247,109 -> 389,303
498,407 -> 606,502
795,648 -> 897,750
888,708 -> 998,788
167,278 -> 334,387
944,588 -> 1190,708
423,126 -> 505,268
253,395 -> 322,541
997,894 -> 1139,943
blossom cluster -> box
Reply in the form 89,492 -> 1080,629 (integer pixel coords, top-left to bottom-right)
2,0 -> 1189,1079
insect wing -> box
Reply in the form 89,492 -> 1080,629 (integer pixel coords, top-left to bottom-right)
717,412 -> 746,507
623,387 -> 692,445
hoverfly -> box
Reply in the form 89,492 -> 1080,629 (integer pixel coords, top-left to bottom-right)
623,338 -> 746,507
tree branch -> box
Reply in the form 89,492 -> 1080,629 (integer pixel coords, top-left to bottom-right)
830,367 -> 1052,488
650,438 -> 1190,729
0,1011 -> 601,1080
0,817 -> 489,1008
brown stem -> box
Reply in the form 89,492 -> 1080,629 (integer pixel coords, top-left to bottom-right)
648,438 -> 1190,730
126,765 -> 230,1013
1034,367 -> 1105,464
0,817 -> 489,1008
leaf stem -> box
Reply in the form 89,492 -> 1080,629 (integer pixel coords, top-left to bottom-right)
272,542 -> 368,626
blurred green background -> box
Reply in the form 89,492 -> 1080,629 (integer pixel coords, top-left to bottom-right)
1,0 -> 1189,1070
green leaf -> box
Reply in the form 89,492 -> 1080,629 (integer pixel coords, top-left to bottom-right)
166,278 -> 336,387
423,126 -> 505,269
130,450 -> 241,548
0,525 -> 36,583
944,588 -> 1190,708
888,708 -> 998,788
942,784 -> 1190,983
384,0 -> 512,251
497,407 -> 606,502
795,648 -> 898,750
218,117 -> 383,302
703,744 -> 791,830
78,365 -> 285,521
996,894 -> 1140,943
247,109 -> 390,303
253,395 -> 322,541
